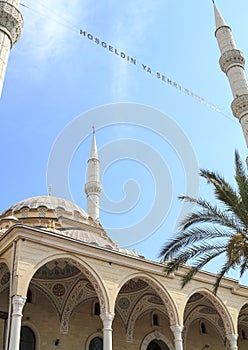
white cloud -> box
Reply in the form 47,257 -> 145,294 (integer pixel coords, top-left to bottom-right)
19,0 -> 89,62
110,0 -> 163,99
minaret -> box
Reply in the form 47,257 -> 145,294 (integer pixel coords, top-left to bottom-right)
0,0 -> 23,96
85,128 -> 102,221
213,1 -> 248,147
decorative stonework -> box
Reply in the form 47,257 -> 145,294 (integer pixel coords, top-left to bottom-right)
33,261 -> 81,280
1,271 -> 10,285
52,283 -> 66,297
12,295 -> 26,316
184,304 -> 225,342
140,331 -> 174,350
85,181 -> 102,195
185,292 -> 233,335
142,277 -> 177,325
219,49 -> 245,73
187,293 -> 203,303
118,297 -> 130,310
67,259 -> 107,313
126,294 -> 168,342
120,279 -> 148,293
0,263 -> 10,293
0,1 -> 23,45
231,94 -> 248,120
60,279 -> 87,333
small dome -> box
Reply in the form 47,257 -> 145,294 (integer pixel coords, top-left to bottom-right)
2,215 -> 19,221
59,228 -> 114,249
3,196 -> 88,218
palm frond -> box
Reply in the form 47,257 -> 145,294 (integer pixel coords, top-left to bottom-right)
159,227 -> 233,261
200,169 -> 248,226
178,196 -> 243,231
181,250 -> 224,289
160,151 -> 248,293
234,150 -> 248,224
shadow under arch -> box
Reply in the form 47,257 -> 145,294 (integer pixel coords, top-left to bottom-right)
238,302 -> 248,343
140,330 -> 174,350
0,258 -> 11,271
21,321 -> 41,350
183,287 -> 235,335
115,272 -> 179,326
0,260 -> 11,296
20,252 -> 110,314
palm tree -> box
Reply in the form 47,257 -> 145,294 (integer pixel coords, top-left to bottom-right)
159,150 -> 248,294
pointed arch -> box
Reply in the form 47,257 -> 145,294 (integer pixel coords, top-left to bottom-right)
21,321 -> 40,350
21,253 -> 110,314
184,288 -> 235,335
116,273 -> 179,326
126,294 -> 168,342
140,331 -> 173,350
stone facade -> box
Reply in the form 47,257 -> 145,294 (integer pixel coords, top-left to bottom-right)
0,207 -> 247,350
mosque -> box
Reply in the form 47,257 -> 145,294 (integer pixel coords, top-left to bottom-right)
0,1 -> 248,350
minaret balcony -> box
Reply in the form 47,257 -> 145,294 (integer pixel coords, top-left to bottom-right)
231,94 -> 248,120
0,1 -> 23,45
85,181 -> 102,195
219,49 -> 245,73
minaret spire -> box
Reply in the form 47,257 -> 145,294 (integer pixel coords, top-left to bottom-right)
85,128 -> 102,221
0,0 -> 23,97
213,2 -> 248,147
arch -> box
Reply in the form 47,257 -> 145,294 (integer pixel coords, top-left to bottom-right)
147,340 -> 169,350
183,288 -> 235,335
20,253 -> 110,313
0,258 -> 10,271
140,331 -> 174,350
0,262 -> 10,295
85,332 -> 103,350
126,294 -> 168,342
183,305 -> 226,345
238,301 -> 248,315
21,321 -> 40,350
20,325 -> 36,350
116,273 -> 179,326
93,300 -> 101,316
238,302 -> 248,345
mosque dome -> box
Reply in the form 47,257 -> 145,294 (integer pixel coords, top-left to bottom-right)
3,195 -> 88,218
0,195 -> 116,250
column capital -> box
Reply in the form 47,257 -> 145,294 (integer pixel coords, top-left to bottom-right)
100,312 -> 115,328
12,295 -> 26,316
226,333 -> 238,349
170,325 -> 184,350
170,324 -> 184,336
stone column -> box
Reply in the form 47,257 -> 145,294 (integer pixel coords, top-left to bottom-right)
100,312 -> 115,350
170,324 -> 184,350
226,333 -> 238,350
8,295 -> 26,350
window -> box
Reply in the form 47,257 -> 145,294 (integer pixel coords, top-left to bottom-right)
89,337 -> 103,350
152,313 -> 159,326
26,289 -> 32,304
20,326 -> 35,350
94,302 -> 100,316
200,322 -> 207,334
147,340 -> 169,350
242,329 -> 247,340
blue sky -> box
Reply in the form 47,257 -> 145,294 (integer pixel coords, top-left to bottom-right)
1,0 -> 248,285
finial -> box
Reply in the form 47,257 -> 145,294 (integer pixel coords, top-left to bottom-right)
48,184 -> 53,196
212,0 -> 215,4
92,126 -> 95,135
